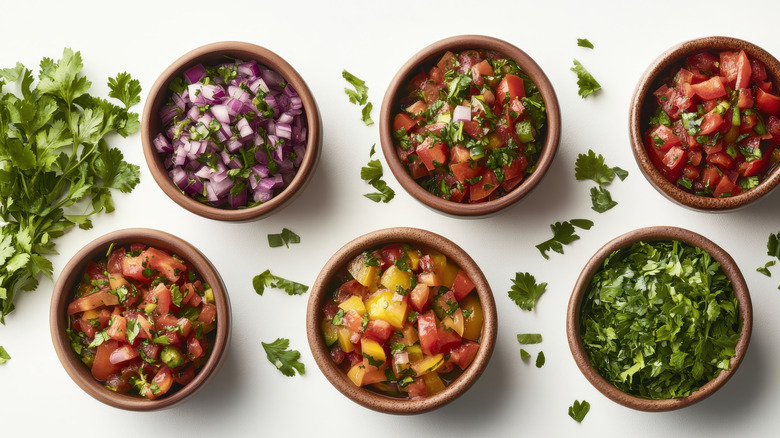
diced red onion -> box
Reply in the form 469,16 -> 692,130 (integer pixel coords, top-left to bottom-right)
453,105 -> 471,122
184,64 -> 206,84
153,133 -> 173,153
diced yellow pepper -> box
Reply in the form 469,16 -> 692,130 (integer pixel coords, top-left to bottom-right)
405,246 -> 421,271
108,275 -> 129,291
486,133 -> 503,150
412,354 -> 444,376
347,364 -> 386,387
442,308 -> 465,337
338,295 -> 367,315
380,265 -> 412,293
82,309 -> 99,320
348,253 -> 378,288
203,287 -> 214,304
321,316 -> 338,346
460,295 -> 483,341
361,338 -> 386,366
426,250 -> 458,288
337,326 -> 355,353
406,344 -> 424,362
366,290 -> 408,329
421,372 -> 446,395
400,324 -> 419,346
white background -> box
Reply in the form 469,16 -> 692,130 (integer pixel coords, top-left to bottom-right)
2,1 -> 780,436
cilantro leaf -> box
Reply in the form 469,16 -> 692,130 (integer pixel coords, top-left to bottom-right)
252,269 -> 309,296
361,102 -> 374,126
575,150 -> 627,186
577,39 -> 594,49
517,333 -> 543,344
520,349 -> 531,360
107,72 -> 142,109
342,70 -> 368,105
568,400 -> 590,423
267,228 -> 300,248
535,351 -> 546,368
0,345 -> 10,364
767,232 -> 780,259
590,186 -> 617,213
361,152 -> 395,203
757,260 -> 775,277
508,272 -> 547,310
571,59 -> 601,98
261,338 -> 305,377
536,219 -> 593,259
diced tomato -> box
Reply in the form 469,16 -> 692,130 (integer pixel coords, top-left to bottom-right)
187,335 -> 204,360
343,309 -> 365,334
393,113 -> 416,133
437,325 -> 462,355
650,124 -> 681,150
469,168 -> 499,201
338,279 -> 369,299
449,341 -> 480,370
686,52 -> 719,82
380,244 -> 405,270
450,161 -> 482,184
406,378 -> 428,399
688,149 -> 703,166
719,51 -> 739,86
654,84 -> 690,119
457,50 -> 482,75
735,50 -> 752,90
474,59 -> 494,76
92,340 -> 123,381
363,320 -> 393,344
682,164 -> 701,181
106,314 -> 127,341
416,139 -> 448,171
738,88 -> 754,109
152,283 -> 172,316
737,154 -> 770,177
109,345 -> 139,365
410,283 -> 431,313
752,58 -> 772,91
148,366 -> 174,400
690,76 -> 727,100
144,248 -> 186,283
756,88 -> 780,115
407,158 -> 428,179
85,261 -> 108,283
173,366 -> 195,386
699,112 -> 724,136
701,165 -> 722,190
67,290 -> 120,315
429,67 -> 445,85
661,146 -> 687,181
107,248 -> 126,275
404,100 -> 427,116
706,151 -> 735,169
451,270 -> 476,301
417,312 -> 439,356
421,80 -> 440,104
198,303 -> 217,324
329,345 -> 345,365
496,74 -> 525,104
712,174 -> 742,198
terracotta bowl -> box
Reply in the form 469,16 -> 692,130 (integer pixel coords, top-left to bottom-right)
379,35 -> 560,217
567,226 -> 752,411
306,227 -> 497,414
629,36 -> 780,211
141,41 -> 321,221
50,228 -> 231,411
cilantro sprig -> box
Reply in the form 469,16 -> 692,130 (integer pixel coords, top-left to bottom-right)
0,48 -> 141,323
575,149 -> 628,213
261,338 -> 305,376
267,228 -> 300,248
568,400 -> 590,423
536,219 -> 594,259
571,60 -> 601,98
508,273 -> 547,310
361,145 -> 395,203
253,270 -> 309,296
757,232 -> 780,285
577,39 -> 595,49
342,70 -> 373,126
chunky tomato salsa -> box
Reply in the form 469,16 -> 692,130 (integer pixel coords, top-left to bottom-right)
321,243 -> 483,399
645,49 -> 780,197
392,49 -> 547,203
66,244 -> 217,400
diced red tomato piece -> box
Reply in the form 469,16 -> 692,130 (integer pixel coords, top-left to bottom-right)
363,320 -> 393,344
686,52 -> 719,81
451,270 -> 476,301
406,378 -> 428,399
187,335 -> 204,360
496,74 -> 525,104
106,314 -> 127,341
735,50 -> 752,90
437,325 -> 462,355
343,309 -> 365,334
393,113 -> 416,133
650,124 -> 681,150
690,76 -> 727,100
682,165 -> 701,181
338,279 -> 369,299
417,312 -> 439,356
410,283 -> 431,313
756,88 -> 780,115
469,168 -> 499,201
449,341 -> 480,370
699,112 -> 724,136
92,340 -> 123,381
701,166 -> 722,190
712,174 -> 742,198
67,290 -> 120,315
109,345 -> 139,365
661,146 -> 687,181
738,88 -> 754,109
198,303 -> 217,324
416,139 -> 448,171
706,151 -> 735,169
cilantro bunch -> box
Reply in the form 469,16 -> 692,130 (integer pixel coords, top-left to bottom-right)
0,48 -> 141,323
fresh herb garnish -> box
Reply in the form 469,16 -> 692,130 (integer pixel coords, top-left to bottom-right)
0,345 -> 10,364
571,60 -> 601,98
261,338 -> 305,376
535,351 -> 546,368
577,39 -> 594,49
590,186 -> 617,213
267,228 -> 301,248
0,49 -> 141,323
361,146 -> 395,203
342,70 -> 373,126
252,270 -> 309,296
568,400 -> 590,423
757,260 -> 775,277
580,240 -> 741,399
575,149 -> 628,213
758,232 -> 780,279
536,219 -> 594,259
508,272 -> 547,310
520,349 -> 531,360
517,333 -> 543,344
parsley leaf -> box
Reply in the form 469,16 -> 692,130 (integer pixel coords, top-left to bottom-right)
0,345 -> 10,364
757,260 -> 775,277
568,400 -> 590,423
536,219 -> 594,259
361,149 -> 395,203
342,70 -> 373,126
267,228 -> 301,248
577,38 -> 594,49
361,102 -> 374,126
520,349 -> 531,360
535,351 -> 546,368
0,49 -> 141,324
571,59 -> 601,98
517,333 -> 543,344
261,338 -> 305,377
590,186 -> 617,213
575,150 -> 627,186
252,270 -> 309,296
508,272 -> 547,310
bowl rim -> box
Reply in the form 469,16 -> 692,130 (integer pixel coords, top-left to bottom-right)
379,34 -> 561,217
49,228 -> 231,411
566,225 -> 753,411
306,226 -> 498,414
629,35 -> 780,211
141,41 -> 322,222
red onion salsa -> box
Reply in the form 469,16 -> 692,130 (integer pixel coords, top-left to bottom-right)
154,60 -> 307,209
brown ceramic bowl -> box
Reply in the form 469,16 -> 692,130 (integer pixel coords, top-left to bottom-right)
629,36 -> 780,211
50,228 -> 231,411
306,227 -> 497,414
379,35 -> 560,217
567,226 -> 752,411
141,41 -> 321,221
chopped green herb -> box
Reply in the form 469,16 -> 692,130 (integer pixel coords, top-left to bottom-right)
252,270 -> 309,296
517,333 -> 543,344
577,38 -> 594,49
535,351 -> 546,368
757,260 -> 775,277
520,349 -> 531,360
536,219 -> 594,259
261,338 -> 305,377
361,149 -> 395,203
508,272 -> 547,310
590,186 -> 617,213
575,150 -> 628,186
571,60 -> 601,98
568,400 -> 590,423
267,228 -> 301,248
0,345 -> 10,364
342,70 -> 373,126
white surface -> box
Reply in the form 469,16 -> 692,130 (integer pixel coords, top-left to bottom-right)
2,0 -> 779,436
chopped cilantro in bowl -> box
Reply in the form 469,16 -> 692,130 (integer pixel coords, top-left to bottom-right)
567,226 -> 752,411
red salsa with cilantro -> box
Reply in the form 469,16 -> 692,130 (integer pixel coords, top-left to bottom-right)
321,243 -> 483,399
645,50 -> 780,197
392,49 -> 547,203
66,244 -> 217,400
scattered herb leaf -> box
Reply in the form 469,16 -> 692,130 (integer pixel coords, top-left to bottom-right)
342,70 -> 373,126
0,345 -> 9,364
517,333 -> 543,344
535,351 -> 546,368
520,349 -> 531,360
577,39 -> 594,49
590,186 -> 617,213
536,219 -> 594,259
568,400 -> 590,423
571,59 -> 601,98
261,338 -> 305,377
757,260 -> 775,277
267,228 -> 301,248
361,147 -> 395,203
252,270 -> 309,296
508,272 -> 547,310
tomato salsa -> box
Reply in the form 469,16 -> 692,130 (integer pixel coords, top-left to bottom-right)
320,243 -> 483,399
66,244 -> 217,400
392,49 -> 547,203
645,50 -> 780,197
